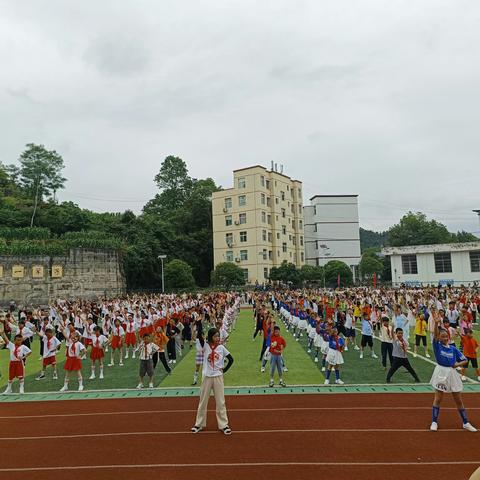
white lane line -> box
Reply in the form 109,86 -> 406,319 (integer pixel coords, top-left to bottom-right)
0,428 -> 472,441
0,461 -> 479,472
1,405 -> 479,420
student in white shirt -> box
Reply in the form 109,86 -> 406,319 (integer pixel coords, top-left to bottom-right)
191,327 -> 234,435
135,333 -> 160,389
0,328 -> 32,394
35,328 -> 61,380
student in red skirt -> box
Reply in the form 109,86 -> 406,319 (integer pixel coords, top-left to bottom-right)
60,330 -> 86,392
1,329 -> 32,394
138,313 -> 152,339
90,326 -> 109,380
108,318 -> 125,367
82,315 -> 95,349
124,313 -> 138,360
35,327 -> 61,381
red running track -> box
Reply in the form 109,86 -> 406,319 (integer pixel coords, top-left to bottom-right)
0,393 -> 479,480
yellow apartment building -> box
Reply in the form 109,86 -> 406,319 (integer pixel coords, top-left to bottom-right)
212,165 -> 305,284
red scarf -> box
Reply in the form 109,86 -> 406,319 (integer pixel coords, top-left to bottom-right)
14,344 -> 20,360
70,341 -> 77,357
208,344 -> 218,370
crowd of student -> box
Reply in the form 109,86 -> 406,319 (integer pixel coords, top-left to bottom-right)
0,293 -> 240,394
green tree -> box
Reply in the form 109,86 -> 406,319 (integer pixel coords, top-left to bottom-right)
300,264 -> 324,283
360,227 -> 389,251
269,261 -> 302,287
388,212 -> 453,247
324,260 -> 353,287
211,262 -> 245,289
454,230 -> 478,242
164,259 -> 196,290
359,254 -> 384,278
18,143 -> 66,226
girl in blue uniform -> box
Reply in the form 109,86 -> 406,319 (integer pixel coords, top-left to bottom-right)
430,316 -> 477,432
324,327 -> 345,385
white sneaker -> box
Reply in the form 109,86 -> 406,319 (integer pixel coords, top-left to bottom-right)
314,358 -> 319,363
296,338 -> 299,342
462,375 -> 467,381
344,346 -> 349,351
60,385 -> 68,392
89,373 -> 96,380
99,371 -> 104,379
173,360 -> 177,364
307,349 -> 312,353
125,353 -> 129,359
335,379 -> 344,385
372,353 -> 378,359
324,379 -> 329,385
149,383 -> 154,389
425,353 -> 431,358
3,386 -> 12,395
283,367 -> 288,372
108,363 -> 114,367
261,367 -> 265,373
119,362 -> 124,367
78,385 -> 84,392
430,422 -> 438,431
354,345 -> 360,351
413,353 -> 417,358
463,423 -> 477,432
136,383 -> 143,389
132,353 -> 136,359
360,353 -> 364,359
53,373 -> 58,380
321,366 -> 326,372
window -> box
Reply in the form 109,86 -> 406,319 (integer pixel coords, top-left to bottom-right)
471,251 -> 480,272
267,215 -> 272,225
291,205 -> 295,214
225,251 -> 233,262
260,193 -> 265,205
300,236 -> 304,246
282,225 -> 287,235
260,175 -> 265,187
290,252 -> 292,258
313,206 -> 317,215
401,254 -> 418,274
264,267 -> 268,279
240,250 -> 248,261
262,229 -> 267,242
301,252 -> 304,262
261,211 -> 266,223
293,253 -> 296,262
242,268 -> 249,281
434,252 -> 452,273
281,208 -> 286,218
315,240 -> 319,250
298,204 -> 302,214
282,242 -> 287,253
262,249 -> 267,260
240,231 -> 247,242
225,233 -> 233,245
281,191 -> 285,201
225,215 -> 232,226
268,232 -> 272,242
277,233 -> 280,240
266,197 -> 271,207
287,185 -> 289,191
298,188 -> 302,198
266,180 -> 270,190
289,234 -> 292,241
292,237 -> 296,246
275,198 -> 279,205
268,250 -> 273,260
239,213 -> 247,224
238,177 -> 246,189
238,195 -> 246,207
224,197 -> 232,209
314,223 -> 317,232
299,220 -> 303,229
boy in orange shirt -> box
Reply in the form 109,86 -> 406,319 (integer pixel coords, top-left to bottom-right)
461,329 -> 480,381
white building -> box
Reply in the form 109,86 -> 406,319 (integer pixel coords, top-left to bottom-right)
382,242 -> 480,287
304,195 -> 361,277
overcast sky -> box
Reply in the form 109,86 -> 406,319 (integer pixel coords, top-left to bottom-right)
1,0 -> 479,234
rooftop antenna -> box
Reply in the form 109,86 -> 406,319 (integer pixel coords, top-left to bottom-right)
271,161 -> 274,171
280,164 -> 284,174
275,163 -> 278,172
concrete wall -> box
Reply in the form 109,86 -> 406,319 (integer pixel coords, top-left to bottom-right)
305,195 -> 361,269
0,248 -> 126,307
390,251 -> 480,286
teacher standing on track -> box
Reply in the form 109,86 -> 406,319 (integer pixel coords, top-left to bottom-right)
191,327 -> 234,435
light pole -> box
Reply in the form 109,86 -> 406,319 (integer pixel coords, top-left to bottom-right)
158,255 -> 167,293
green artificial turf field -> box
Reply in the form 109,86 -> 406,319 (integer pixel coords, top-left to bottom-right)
1,307 -> 479,393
